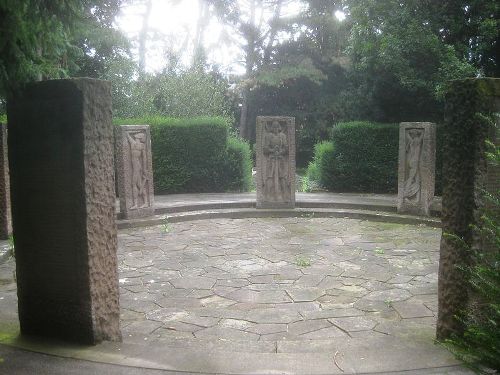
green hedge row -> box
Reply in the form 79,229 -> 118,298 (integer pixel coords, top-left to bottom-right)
307,121 -> 443,194
115,116 -> 252,193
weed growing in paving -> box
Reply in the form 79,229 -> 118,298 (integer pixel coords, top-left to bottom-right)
161,217 -> 171,233
295,256 -> 311,267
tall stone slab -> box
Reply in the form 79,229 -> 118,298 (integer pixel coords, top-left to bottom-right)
397,122 -> 436,216
7,79 -> 121,344
256,116 -> 295,209
437,78 -> 500,340
115,125 -> 154,219
0,123 -> 11,239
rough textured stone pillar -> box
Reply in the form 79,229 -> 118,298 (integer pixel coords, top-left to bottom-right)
7,78 -> 121,344
115,125 -> 154,219
437,78 -> 500,340
256,116 -> 295,209
397,122 -> 436,216
0,123 -> 11,239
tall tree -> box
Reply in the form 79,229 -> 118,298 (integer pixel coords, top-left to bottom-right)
138,0 -> 153,75
211,0 -> 297,140
0,0 -> 125,98
344,0 -> 478,122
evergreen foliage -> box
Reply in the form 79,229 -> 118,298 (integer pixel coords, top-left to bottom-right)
305,141 -> 335,190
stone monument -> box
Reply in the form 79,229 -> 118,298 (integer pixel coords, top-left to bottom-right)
115,125 -> 154,219
437,78 -> 499,340
0,123 -> 11,239
256,116 -> 295,209
397,122 -> 436,216
7,78 -> 121,344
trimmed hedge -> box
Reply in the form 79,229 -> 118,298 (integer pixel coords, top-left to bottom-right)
308,121 -> 443,194
115,116 -> 252,193
327,121 -> 399,193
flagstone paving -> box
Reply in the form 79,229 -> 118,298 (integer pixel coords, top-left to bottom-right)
116,217 -> 442,348
0,215 -> 475,373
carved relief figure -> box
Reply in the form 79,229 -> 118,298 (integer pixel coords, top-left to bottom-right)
127,131 -> 149,209
404,128 -> 424,203
262,120 -> 290,201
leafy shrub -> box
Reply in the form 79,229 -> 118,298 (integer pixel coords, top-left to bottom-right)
115,116 -> 252,193
223,137 -> 253,192
306,141 -> 335,190
0,113 -> 6,123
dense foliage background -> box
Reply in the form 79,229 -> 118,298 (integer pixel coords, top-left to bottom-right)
1,1 -> 497,161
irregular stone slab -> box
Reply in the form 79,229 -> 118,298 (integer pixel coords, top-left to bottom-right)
194,326 -> 260,341
8,78 -> 120,344
227,289 -> 292,304
300,325 -> 348,339
288,319 -> 332,336
330,316 -> 376,332
246,308 -> 301,324
256,116 -> 295,208
0,123 -> 11,239
397,123 -> 436,216
302,308 -> 364,320
285,287 -> 325,302
170,276 -> 216,290
115,125 -> 154,219
246,323 -> 287,335
219,318 -> 254,330
364,288 -> 412,302
392,300 -> 434,319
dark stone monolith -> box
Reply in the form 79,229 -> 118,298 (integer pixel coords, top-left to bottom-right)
437,78 -> 500,340
0,123 -> 11,239
7,78 -> 121,344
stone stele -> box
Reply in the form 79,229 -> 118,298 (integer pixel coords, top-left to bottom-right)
397,122 -> 436,216
7,78 -> 121,344
0,123 -> 11,239
256,116 -> 296,209
115,125 -> 154,219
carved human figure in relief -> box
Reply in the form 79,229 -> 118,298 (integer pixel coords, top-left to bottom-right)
262,120 -> 289,201
127,131 -> 149,209
404,128 -> 424,203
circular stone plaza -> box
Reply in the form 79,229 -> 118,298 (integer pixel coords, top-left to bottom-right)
0,193 -> 474,374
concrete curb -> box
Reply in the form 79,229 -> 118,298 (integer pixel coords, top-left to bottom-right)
117,207 -> 441,230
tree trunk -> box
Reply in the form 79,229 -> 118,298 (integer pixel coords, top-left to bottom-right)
138,0 -> 153,76
239,89 -> 249,139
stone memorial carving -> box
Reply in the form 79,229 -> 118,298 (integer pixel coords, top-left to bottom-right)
115,125 -> 154,219
0,123 -> 11,239
256,116 -> 295,208
8,78 -> 121,344
397,122 -> 436,216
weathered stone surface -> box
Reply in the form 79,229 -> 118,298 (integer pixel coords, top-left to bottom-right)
7,78 -> 120,344
397,122 -> 436,216
437,78 -> 500,340
256,116 -> 295,208
115,125 -> 154,219
0,123 -> 11,239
